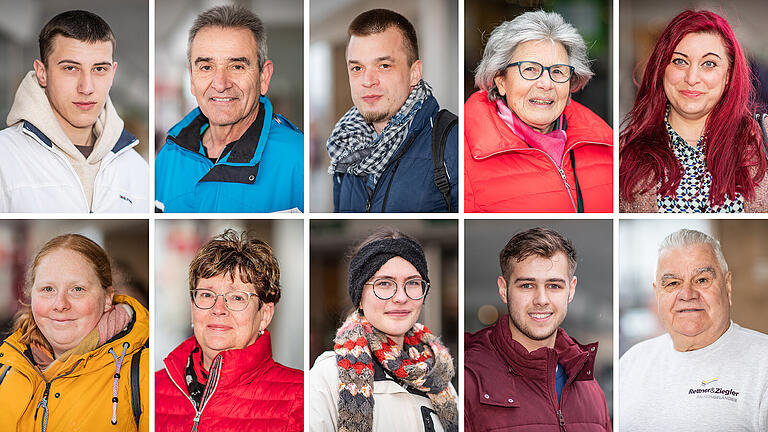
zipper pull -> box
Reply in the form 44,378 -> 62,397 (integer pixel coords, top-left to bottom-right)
558,409 -> 566,431
191,410 -> 202,432
558,168 -> 571,189
35,381 -> 52,432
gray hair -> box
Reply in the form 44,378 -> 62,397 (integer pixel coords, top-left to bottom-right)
658,229 -> 729,273
474,10 -> 593,101
187,5 -> 268,69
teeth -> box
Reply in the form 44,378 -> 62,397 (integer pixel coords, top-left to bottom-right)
212,97 -> 234,101
530,99 -> 553,104
530,313 -> 551,319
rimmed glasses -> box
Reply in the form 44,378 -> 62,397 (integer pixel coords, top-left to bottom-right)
191,288 -> 260,311
365,278 -> 430,300
506,61 -> 574,83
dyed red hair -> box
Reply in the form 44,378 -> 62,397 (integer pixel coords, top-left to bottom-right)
620,10 -> 765,206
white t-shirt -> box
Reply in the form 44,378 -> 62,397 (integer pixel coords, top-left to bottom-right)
620,322 -> 768,431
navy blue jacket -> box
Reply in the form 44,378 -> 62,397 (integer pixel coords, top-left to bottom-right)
155,96 -> 303,213
332,95 -> 458,213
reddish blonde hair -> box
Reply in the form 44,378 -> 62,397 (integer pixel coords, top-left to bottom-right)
13,234 -> 112,351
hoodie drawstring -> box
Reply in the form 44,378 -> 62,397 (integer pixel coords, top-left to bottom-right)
108,342 -> 130,425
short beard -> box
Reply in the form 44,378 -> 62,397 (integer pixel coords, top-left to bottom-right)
360,109 -> 390,125
507,311 -> 560,342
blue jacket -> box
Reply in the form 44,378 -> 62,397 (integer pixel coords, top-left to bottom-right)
155,96 -> 303,213
332,95 -> 458,212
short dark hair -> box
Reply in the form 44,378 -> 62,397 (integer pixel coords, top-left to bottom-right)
189,229 -> 281,307
499,227 -> 577,281
188,5 -> 267,69
348,8 -> 419,65
39,10 -> 115,65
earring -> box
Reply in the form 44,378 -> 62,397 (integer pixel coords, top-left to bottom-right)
259,329 -> 265,336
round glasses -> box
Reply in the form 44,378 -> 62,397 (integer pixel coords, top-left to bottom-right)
191,288 -> 260,311
365,278 -> 430,301
506,61 -> 574,83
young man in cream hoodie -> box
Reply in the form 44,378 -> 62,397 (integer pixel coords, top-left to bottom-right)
0,10 -> 148,213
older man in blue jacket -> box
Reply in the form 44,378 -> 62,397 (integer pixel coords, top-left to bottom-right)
326,9 -> 458,213
155,5 -> 303,213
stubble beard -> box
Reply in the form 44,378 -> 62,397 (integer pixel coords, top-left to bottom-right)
360,108 -> 390,125
508,306 -> 565,343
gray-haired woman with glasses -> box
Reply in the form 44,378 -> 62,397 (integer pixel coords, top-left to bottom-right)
309,228 -> 458,432
465,10 -> 613,213
155,230 -> 303,432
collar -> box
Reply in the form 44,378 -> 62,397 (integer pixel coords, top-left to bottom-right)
22,121 -> 137,155
490,315 -> 597,382
164,329 -> 275,392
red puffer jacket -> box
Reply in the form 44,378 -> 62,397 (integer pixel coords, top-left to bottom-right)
464,316 -> 611,431
464,90 -> 613,212
155,331 -> 303,431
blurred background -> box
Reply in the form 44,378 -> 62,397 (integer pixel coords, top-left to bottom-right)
620,219 -> 768,357
465,219 -> 613,417
0,0 -> 149,160
619,0 -> 768,122
0,220 -> 148,340
465,0 -> 612,125
309,0 -> 459,212
154,219 -> 303,370
309,219 -> 458,388
155,0 -> 303,153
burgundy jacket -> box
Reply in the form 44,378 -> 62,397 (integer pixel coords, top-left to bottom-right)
464,316 -> 611,431
155,331 -> 303,432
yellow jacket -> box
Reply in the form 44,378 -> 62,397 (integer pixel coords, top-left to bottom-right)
0,294 -> 148,432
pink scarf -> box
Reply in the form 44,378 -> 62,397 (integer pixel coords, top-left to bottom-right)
496,99 -> 568,167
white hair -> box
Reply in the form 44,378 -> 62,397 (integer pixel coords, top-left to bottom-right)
474,10 -> 594,101
658,229 -> 728,273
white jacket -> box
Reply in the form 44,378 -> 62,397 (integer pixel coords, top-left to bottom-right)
0,71 -> 148,213
309,351 -> 455,432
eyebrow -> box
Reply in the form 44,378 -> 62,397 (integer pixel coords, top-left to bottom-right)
513,277 -> 567,284
660,267 -> 716,281
193,56 -> 251,65
57,59 -> 113,67
348,55 -> 396,65
373,274 -> 421,280
673,51 -> 722,60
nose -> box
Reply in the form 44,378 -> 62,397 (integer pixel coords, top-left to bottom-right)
210,294 -> 229,315
532,286 -> 550,306
53,290 -> 71,311
677,282 -> 700,301
362,68 -> 379,88
78,71 -> 95,95
390,282 -> 409,304
535,71 -> 555,90
211,67 -> 232,92
684,65 -> 701,86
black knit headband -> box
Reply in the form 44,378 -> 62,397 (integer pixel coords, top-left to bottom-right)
347,237 -> 430,307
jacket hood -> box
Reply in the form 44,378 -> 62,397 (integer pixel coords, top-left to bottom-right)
164,329 -> 276,392
464,90 -> 612,160
7,71 -> 125,164
1,294 -> 148,379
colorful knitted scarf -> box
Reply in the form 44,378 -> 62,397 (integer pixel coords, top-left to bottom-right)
334,311 -> 458,432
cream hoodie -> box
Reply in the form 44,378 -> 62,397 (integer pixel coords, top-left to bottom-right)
5,71 -> 126,210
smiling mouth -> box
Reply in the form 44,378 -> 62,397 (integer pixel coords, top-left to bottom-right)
679,90 -> 703,98
385,310 -> 411,317
529,312 -> 553,321
529,98 -> 554,106
676,308 -> 705,313
207,325 -> 233,331
210,97 -> 237,102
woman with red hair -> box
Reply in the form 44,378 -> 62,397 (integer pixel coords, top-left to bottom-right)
620,9 -> 768,212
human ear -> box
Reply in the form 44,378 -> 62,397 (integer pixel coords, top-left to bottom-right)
33,60 -> 48,87
497,276 -> 509,304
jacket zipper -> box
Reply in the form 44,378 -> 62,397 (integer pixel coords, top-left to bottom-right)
364,135 -> 417,212
553,350 -> 590,432
164,355 -> 223,432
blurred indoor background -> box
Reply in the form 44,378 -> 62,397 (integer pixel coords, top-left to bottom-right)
0,0 -> 149,159
309,219 -> 458,388
465,219 -> 613,417
154,219 -> 303,370
465,0 -> 612,125
309,0 -> 459,212
155,0 -> 303,153
620,219 -> 768,357
0,220 -> 148,340
620,0 -> 768,122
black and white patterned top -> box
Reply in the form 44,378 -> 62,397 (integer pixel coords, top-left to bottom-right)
657,108 -> 744,213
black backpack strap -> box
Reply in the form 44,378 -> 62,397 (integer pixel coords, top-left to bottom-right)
756,113 -> 768,161
431,109 -> 457,211
130,342 -> 147,428
569,150 -> 584,213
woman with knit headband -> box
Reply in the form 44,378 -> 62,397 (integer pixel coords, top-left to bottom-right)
309,229 -> 458,432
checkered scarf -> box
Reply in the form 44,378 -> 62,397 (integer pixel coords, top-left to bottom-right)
327,80 -> 433,186
334,310 -> 458,432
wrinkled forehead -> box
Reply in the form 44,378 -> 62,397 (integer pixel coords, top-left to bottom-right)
190,26 -> 259,60
655,243 -> 722,278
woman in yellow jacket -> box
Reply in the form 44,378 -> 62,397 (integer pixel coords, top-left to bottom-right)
0,234 -> 148,432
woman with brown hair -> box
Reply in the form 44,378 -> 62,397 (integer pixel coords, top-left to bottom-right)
0,234 -> 149,431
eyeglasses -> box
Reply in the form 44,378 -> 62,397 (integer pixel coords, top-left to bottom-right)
365,278 -> 430,300
505,61 -> 574,83
191,288 -> 260,311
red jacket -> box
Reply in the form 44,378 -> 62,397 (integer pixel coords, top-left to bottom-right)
155,331 -> 303,432
464,90 -> 613,212
464,316 -> 611,432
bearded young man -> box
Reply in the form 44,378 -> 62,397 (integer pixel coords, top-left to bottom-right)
464,227 -> 611,431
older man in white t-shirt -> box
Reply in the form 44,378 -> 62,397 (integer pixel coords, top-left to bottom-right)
620,229 -> 768,431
